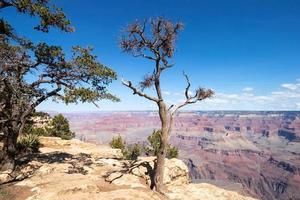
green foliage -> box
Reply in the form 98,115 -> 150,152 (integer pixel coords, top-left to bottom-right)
146,130 -> 161,156
0,0 -> 119,167
109,136 -> 141,160
108,131 -> 179,160
0,0 -> 118,141
48,114 -> 74,140
23,113 -> 74,139
23,111 -> 51,136
166,145 -> 179,159
123,143 -> 141,160
108,133 -> 178,161
30,127 -> 49,136
30,111 -> 50,118
17,134 -> 40,153
146,130 -> 179,159
109,135 -> 125,150
1,0 -> 73,35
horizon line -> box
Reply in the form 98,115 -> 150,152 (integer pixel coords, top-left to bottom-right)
39,110 -> 300,114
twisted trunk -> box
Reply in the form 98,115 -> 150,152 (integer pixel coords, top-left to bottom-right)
0,98 -> 27,171
0,120 -> 20,171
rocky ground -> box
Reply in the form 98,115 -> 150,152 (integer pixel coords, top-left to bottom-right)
0,137 -> 257,200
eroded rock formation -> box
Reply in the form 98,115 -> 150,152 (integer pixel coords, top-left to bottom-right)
63,111 -> 300,200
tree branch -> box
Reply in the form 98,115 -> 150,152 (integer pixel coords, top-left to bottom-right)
122,78 -> 160,103
20,84 -> 62,122
170,72 -> 214,116
133,53 -> 156,61
183,71 -> 191,99
30,77 -> 53,87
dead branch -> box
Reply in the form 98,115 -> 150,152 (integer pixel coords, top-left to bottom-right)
121,78 -> 161,103
170,73 -> 214,116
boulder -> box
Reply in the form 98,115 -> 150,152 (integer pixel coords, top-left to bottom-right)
131,156 -> 189,186
106,172 -> 146,188
0,161 -> 42,184
0,172 -> 11,184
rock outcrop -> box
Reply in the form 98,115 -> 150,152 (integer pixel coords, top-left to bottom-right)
1,137 -> 257,200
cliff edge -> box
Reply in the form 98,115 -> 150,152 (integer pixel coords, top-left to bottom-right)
0,137 -> 257,200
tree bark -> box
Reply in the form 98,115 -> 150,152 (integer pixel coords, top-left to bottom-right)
154,101 -> 169,193
0,120 -> 19,171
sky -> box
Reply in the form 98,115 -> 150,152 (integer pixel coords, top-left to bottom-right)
2,0 -> 300,111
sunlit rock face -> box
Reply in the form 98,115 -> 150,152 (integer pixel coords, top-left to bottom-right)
175,137 -> 300,200
63,111 -> 300,200
2,137 -> 257,200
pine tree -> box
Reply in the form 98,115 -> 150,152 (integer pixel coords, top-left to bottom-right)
49,114 -> 74,140
0,0 -> 119,171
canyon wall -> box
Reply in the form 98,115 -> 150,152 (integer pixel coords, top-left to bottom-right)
63,111 -> 300,200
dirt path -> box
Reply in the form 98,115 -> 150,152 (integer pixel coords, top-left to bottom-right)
0,184 -> 32,200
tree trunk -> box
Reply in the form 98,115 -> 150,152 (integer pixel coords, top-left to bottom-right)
0,120 -> 19,171
154,128 -> 168,193
154,101 -> 169,193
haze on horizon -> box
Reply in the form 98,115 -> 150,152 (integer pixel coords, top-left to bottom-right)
3,0 -> 300,112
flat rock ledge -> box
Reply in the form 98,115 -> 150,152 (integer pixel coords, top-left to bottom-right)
1,137 -> 257,200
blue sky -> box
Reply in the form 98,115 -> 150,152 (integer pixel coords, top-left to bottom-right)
3,0 -> 300,111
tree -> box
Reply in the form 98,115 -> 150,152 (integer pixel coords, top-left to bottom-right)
49,114 -> 74,140
120,17 -> 214,193
109,135 -> 126,150
0,0 -> 119,171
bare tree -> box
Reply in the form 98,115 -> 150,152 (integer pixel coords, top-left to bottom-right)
120,17 -> 214,193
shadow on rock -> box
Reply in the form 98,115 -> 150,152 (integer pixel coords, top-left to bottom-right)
104,159 -> 157,189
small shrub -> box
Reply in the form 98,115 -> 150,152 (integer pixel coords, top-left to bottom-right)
147,130 -> 161,156
23,113 -> 74,139
123,143 -> 141,160
109,135 -> 125,150
108,134 -> 176,160
31,127 -> 49,136
166,145 -> 179,159
146,129 -> 179,158
109,136 -> 142,160
49,114 -> 75,140
17,134 -> 40,153
31,111 -> 50,118
23,111 -> 51,135
24,122 -> 50,137
143,145 -> 153,156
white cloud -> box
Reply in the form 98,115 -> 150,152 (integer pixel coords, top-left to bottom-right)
153,78 -> 300,111
206,98 -> 229,104
281,83 -> 300,90
242,87 -> 254,92
170,79 -> 300,110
